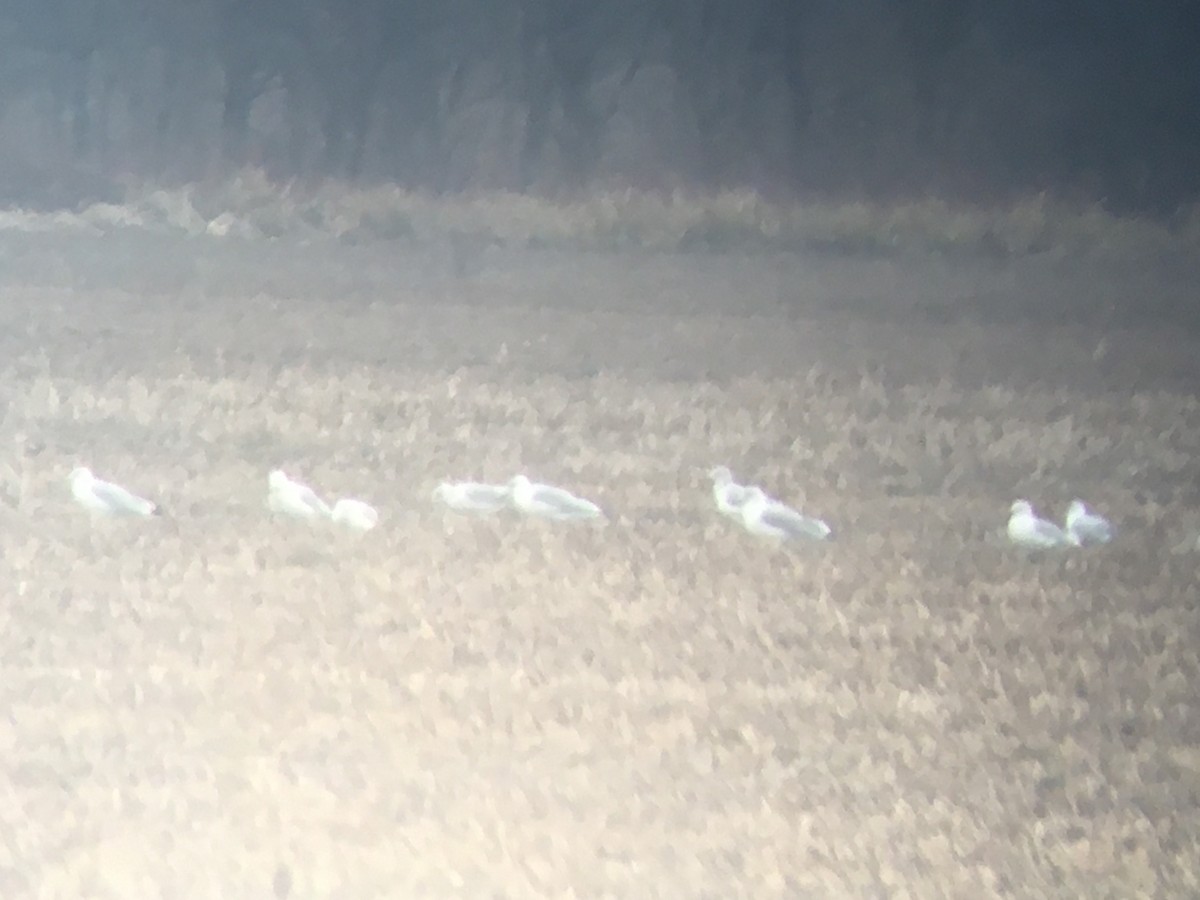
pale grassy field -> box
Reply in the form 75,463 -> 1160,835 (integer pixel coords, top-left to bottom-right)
0,231 -> 1198,898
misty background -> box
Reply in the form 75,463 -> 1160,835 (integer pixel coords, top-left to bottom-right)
1,0 -> 1198,215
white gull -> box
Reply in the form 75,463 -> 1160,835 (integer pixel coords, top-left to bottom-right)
70,467 -> 159,517
1065,500 -> 1114,546
331,498 -> 379,532
268,470 -> 332,520
508,475 -> 603,521
1008,500 -> 1074,548
739,486 -> 832,541
432,480 -> 511,514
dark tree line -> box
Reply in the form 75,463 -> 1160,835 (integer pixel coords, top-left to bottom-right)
0,0 -> 1196,212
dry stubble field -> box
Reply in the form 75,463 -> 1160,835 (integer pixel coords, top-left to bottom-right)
0,232 -> 1198,898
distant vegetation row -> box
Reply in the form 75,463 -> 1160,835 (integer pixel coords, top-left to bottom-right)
0,2 -> 1196,215
2,172 -> 1197,261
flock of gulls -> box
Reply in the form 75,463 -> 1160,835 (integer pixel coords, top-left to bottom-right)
69,464 -> 1114,550
1007,499 -> 1115,548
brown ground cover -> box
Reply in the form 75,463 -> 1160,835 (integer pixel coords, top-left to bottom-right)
0,234 -> 1197,897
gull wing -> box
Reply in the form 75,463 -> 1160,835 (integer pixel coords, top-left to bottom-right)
534,485 -> 602,519
332,498 -> 378,530
270,481 -> 331,518
1071,514 -> 1114,545
436,482 -> 511,512
760,502 -> 831,540
1065,502 -> 1113,545
1011,515 -> 1070,547
463,483 -> 511,510
94,478 -> 156,516
295,485 -> 332,517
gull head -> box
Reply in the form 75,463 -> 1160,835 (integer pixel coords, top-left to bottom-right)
269,470 -> 290,490
1066,499 -> 1088,522
432,484 -> 449,501
69,467 -> 94,488
507,474 -> 536,507
1010,500 -> 1034,517
708,466 -> 733,486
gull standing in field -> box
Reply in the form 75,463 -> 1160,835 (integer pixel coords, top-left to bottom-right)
508,474 -> 604,521
267,470 -> 332,521
432,480 -> 512,514
331,498 -> 379,532
1007,500 -> 1074,549
738,486 -> 833,541
709,466 -> 753,519
1065,499 -> 1114,546
70,466 -> 160,517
